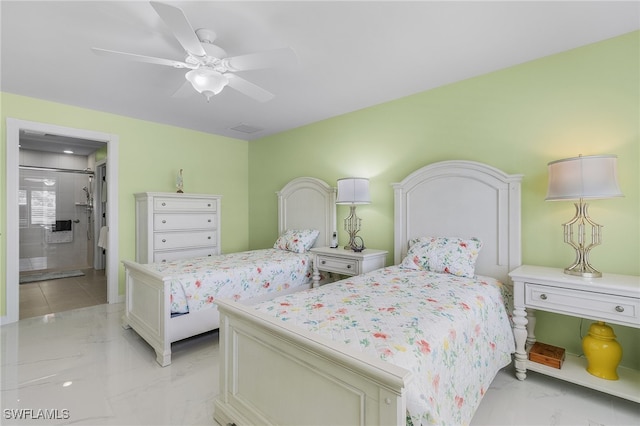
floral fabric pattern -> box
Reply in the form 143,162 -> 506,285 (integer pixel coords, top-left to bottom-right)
400,236 -> 483,278
252,266 -> 514,426
273,229 -> 320,253
143,249 -> 313,314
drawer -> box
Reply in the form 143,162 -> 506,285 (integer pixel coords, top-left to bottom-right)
153,247 -> 218,264
154,230 -> 217,250
525,282 -> 640,327
316,255 -> 358,275
154,213 -> 217,231
154,197 -> 217,212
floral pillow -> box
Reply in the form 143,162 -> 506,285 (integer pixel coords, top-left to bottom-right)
400,236 -> 483,278
273,229 -> 320,253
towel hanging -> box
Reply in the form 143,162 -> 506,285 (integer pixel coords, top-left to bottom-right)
98,226 -> 109,249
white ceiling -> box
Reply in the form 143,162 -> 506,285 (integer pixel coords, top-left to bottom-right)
2,1 -> 639,142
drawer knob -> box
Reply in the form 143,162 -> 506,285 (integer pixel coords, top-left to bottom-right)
208,236 -> 211,239
615,306 -> 625,313
161,259 -> 167,263
347,265 -> 352,269
162,239 -> 167,243
208,219 -> 212,222
162,202 -> 166,206
162,220 -> 167,224
321,260 -> 326,265
540,294 -> 547,300
207,203 -> 211,207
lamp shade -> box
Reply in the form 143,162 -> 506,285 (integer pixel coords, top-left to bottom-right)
185,69 -> 229,100
545,155 -> 623,201
336,177 -> 371,204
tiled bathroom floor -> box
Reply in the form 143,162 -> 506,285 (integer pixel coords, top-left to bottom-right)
18,268 -> 107,320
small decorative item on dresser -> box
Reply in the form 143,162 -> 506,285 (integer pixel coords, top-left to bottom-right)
582,321 -> 623,380
176,168 -> 184,193
529,342 -> 566,369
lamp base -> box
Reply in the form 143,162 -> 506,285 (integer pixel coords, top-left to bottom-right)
564,265 -> 602,279
343,205 -> 365,251
344,234 -> 366,251
562,201 -> 603,279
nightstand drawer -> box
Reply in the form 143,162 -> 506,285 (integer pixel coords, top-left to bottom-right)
525,282 -> 639,327
316,255 -> 358,275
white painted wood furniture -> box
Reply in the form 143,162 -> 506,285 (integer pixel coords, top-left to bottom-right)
134,192 -> 221,264
509,264 -> 640,402
310,246 -> 388,287
122,177 -> 336,366
214,160 -> 523,426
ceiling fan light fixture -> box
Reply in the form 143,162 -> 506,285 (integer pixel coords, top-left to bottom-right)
92,2 -> 290,103
185,68 -> 229,100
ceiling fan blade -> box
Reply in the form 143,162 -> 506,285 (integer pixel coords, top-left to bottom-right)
150,1 -> 206,57
225,74 -> 274,102
91,47 -> 189,68
223,47 -> 298,72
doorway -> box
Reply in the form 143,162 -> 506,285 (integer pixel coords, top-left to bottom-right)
18,144 -> 104,319
4,118 -> 119,324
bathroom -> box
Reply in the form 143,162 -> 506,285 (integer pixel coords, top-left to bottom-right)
18,133 -> 108,319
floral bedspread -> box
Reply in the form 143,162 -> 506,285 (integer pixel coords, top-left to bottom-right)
144,249 -> 313,314
252,266 -> 515,426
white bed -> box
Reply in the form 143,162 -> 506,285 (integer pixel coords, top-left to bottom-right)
121,176 -> 336,366
214,160 -> 523,425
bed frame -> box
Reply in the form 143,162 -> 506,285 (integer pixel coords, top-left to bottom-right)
121,177 -> 336,366
214,160 -> 523,425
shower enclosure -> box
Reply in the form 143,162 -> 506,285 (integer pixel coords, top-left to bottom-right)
19,165 -> 95,273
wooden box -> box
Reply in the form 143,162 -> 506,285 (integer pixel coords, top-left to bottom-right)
529,342 -> 565,369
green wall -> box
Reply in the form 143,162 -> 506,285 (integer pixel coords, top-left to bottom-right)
249,32 -> 640,368
1,94 -> 249,313
2,31 -> 638,369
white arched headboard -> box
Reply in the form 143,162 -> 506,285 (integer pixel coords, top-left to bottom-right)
393,160 -> 523,284
277,177 -> 337,248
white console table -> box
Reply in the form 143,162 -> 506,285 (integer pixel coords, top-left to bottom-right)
509,265 -> 640,402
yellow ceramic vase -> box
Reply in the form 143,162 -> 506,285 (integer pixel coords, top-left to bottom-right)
582,321 -> 622,380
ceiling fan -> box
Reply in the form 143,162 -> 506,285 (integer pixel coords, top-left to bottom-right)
92,1 -> 297,102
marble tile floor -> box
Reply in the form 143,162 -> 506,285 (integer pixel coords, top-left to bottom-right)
18,268 -> 107,320
1,303 -> 638,426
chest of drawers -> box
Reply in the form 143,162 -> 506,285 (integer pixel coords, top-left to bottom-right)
134,192 -> 221,264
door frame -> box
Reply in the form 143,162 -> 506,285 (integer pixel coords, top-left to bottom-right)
94,160 -> 107,270
3,118 -> 119,324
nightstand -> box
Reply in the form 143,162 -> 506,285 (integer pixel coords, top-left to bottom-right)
509,265 -> 640,403
310,247 -> 388,287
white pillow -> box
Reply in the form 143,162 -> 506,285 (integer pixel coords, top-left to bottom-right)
400,236 -> 482,278
273,229 -> 320,253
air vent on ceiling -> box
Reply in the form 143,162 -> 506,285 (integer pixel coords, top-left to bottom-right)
230,123 -> 263,134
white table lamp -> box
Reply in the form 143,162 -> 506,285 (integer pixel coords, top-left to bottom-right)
546,154 -> 623,278
336,177 -> 371,251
